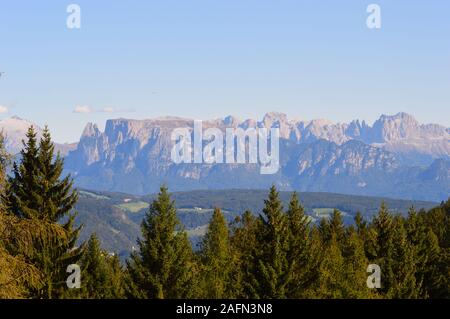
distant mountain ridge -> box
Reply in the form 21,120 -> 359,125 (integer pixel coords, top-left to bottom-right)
62,112 -> 449,201
0,116 -> 77,156
1,114 -> 447,201
74,111 -> 449,163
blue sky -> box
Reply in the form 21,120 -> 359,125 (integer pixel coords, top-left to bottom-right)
0,0 -> 449,142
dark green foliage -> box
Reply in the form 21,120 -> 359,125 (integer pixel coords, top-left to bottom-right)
285,192 -> 315,298
67,234 -> 124,299
5,126 -> 83,298
199,208 -> 235,298
366,204 -> 421,298
229,210 -> 259,298
124,186 -> 448,300
418,199 -> 450,298
341,228 -> 373,298
126,186 -> 195,299
8,127 -> 40,219
71,188 -> 437,257
246,186 -> 291,298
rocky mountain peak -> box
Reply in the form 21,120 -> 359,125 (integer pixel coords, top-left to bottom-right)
379,112 -> 418,123
81,123 -> 100,138
373,112 -> 420,141
223,115 -> 241,126
262,112 -> 288,125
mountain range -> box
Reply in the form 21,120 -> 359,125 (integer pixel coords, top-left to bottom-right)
1,112 -> 448,202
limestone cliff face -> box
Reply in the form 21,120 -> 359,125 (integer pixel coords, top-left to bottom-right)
63,113 -> 449,201
2,114 -> 447,199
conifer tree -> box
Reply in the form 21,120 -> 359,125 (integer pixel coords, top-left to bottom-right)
420,229 -> 449,298
8,127 -> 40,219
126,186 -> 195,299
108,254 -> 126,298
300,225 -> 323,298
419,200 -> 450,298
369,203 -> 421,298
354,211 -> 374,259
229,210 -> 259,298
312,234 -> 346,298
341,227 -> 374,298
7,126 -> 82,298
368,202 -> 395,297
69,234 -> 124,299
388,217 -> 420,298
405,207 -> 431,297
199,208 -> 234,298
249,186 -> 290,298
285,192 -> 313,298
329,209 -> 345,245
313,210 -> 348,298
354,211 -> 366,236
318,217 -> 331,243
38,126 -> 79,222
0,133 -> 68,298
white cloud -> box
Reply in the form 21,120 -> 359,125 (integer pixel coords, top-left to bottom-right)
0,105 -> 8,113
73,105 -> 93,114
100,107 -> 115,113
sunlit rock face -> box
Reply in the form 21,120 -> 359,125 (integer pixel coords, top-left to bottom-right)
62,112 -> 449,201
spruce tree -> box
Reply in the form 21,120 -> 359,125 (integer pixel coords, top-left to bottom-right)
312,234 -> 346,298
368,202 -> 395,297
341,228 -> 374,298
354,212 -> 374,260
8,127 -> 41,219
107,254 -> 126,299
329,209 -> 345,245
405,207 -> 431,297
421,229 -> 449,298
41,127 -> 83,298
249,186 -> 290,298
38,126 -> 78,222
7,126 -> 82,298
313,209 -> 347,298
318,217 -> 331,243
369,203 -> 421,298
301,225 -> 324,298
388,217 -> 420,298
229,210 -> 259,298
354,211 -> 366,236
285,192 -> 313,298
0,133 -> 68,298
126,186 -> 195,299
199,208 -> 233,298
69,234 -> 124,299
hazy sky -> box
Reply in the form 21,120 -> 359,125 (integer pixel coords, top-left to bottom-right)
0,1 -> 449,142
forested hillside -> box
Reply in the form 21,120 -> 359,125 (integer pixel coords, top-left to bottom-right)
74,189 -> 438,257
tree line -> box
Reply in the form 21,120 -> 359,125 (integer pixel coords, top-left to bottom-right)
0,127 -> 449,299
